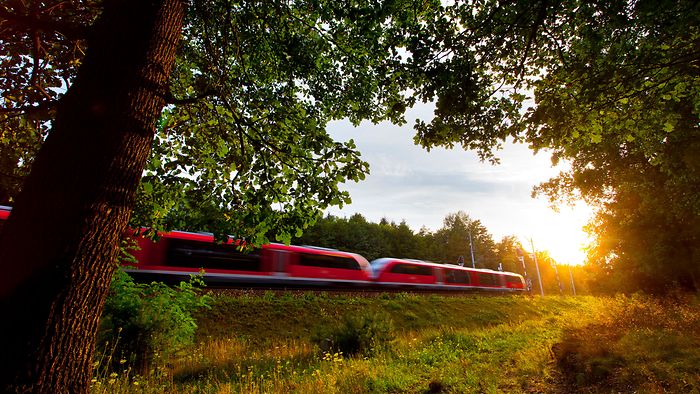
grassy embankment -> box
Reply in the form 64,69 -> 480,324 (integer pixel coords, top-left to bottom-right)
92,292 -> 700,393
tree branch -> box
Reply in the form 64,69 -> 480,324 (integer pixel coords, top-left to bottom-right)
0,7 -> 89,40
0,100 -> 57,115
514,0 -> 551,87
164,88 -> 219,105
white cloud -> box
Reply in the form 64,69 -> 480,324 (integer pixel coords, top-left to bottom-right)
325,103 -> 593,265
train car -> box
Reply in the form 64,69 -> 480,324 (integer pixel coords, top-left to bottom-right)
370,257 -> 526,292
470,268 -> 527,292
0,205 -> 525,293
370,258 -> 444,289
124,230 -> 373,288
262,244 -> 372,286
0,205 -> 10,220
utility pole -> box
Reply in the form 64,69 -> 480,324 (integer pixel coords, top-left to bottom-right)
516,248 -> 528,277
468,230 -> 476,268
569,265 -> 577,296
552,259 -> 563,295
515,247 -> 530,292
530,238 -> 544,297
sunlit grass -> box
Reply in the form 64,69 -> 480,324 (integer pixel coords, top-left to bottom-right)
91,293 -> 700,393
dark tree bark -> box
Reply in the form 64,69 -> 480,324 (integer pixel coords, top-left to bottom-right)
0,0 -> 185,392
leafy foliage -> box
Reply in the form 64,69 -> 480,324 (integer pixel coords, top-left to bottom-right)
381,0 -> 700,292
98,270 -> 211,372
0,1 -> 99,204
167,0 -> 465,244
2,0 -> 441,244
2,0 -> 697,292
521,0 -> 700,292
430,211 -> 497,266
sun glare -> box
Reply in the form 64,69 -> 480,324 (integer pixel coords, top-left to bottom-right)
520,202 -> 594,266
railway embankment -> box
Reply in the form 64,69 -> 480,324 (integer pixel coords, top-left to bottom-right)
93,290 -> 700,393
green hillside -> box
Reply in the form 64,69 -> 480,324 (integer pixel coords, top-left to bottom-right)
92,292 -> 700,393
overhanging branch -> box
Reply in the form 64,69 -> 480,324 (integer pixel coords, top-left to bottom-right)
0,100 -> 57,115
0,7 -> 89,40
164,88 -> 219,105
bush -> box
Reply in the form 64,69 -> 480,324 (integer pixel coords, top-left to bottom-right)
313,312 -> 394,357
97,269 -> 211,372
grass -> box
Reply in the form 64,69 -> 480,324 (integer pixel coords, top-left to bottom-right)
91,292 -> 700,393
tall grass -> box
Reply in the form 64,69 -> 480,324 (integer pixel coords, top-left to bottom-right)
91,292 -> 700,393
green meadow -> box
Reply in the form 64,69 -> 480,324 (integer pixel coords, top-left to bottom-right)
92,292 -> 700,393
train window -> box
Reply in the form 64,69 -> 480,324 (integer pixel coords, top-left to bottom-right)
506,275 -> 523,285
478,273 -> 498,286
298,253 -> 361,270
445,269 -> 471,284
389,264 -> 433,276
166,239 -> 261,271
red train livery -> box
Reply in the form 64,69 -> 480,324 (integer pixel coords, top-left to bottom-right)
0,206 -> 526,292
371,258 -> 526,291
126,229 -> 373,287
126,229 -> 525,292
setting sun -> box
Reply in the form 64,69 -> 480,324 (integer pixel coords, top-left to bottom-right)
519,202 -> 594,266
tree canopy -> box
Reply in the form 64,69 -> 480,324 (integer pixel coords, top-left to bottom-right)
297,211 -> 498,269
2,0 -> 698,288
522,0 -> 700,292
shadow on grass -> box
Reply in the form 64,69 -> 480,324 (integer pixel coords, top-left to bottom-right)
551,297 -> 700,394
551,326 -> 626,390
172,350 -> 318,384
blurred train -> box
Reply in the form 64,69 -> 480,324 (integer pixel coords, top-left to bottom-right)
0,206 -> 526,293
125,228 -> 526,293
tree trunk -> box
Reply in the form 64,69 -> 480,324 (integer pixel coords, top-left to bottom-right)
0,0 -> 184,392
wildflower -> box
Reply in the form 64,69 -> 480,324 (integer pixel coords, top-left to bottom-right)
109,372 -> 118,378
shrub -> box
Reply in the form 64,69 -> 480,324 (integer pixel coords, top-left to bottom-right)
313,312 -> 394,357
97,269 -> 211,372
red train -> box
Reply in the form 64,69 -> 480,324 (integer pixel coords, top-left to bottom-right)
371,258 -> 527,291
0,206 -> 526,292
126,229 -> 373,287
125,229 -> 525,292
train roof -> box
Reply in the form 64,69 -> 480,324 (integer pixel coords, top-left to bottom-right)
370,257 -> 523,277
263,243 -> 370,264
370,257 -> 447,271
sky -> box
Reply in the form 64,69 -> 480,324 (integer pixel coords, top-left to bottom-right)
325,102 -> 594,266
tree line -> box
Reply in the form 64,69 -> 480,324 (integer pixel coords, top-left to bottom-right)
293,211 -> 587,296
